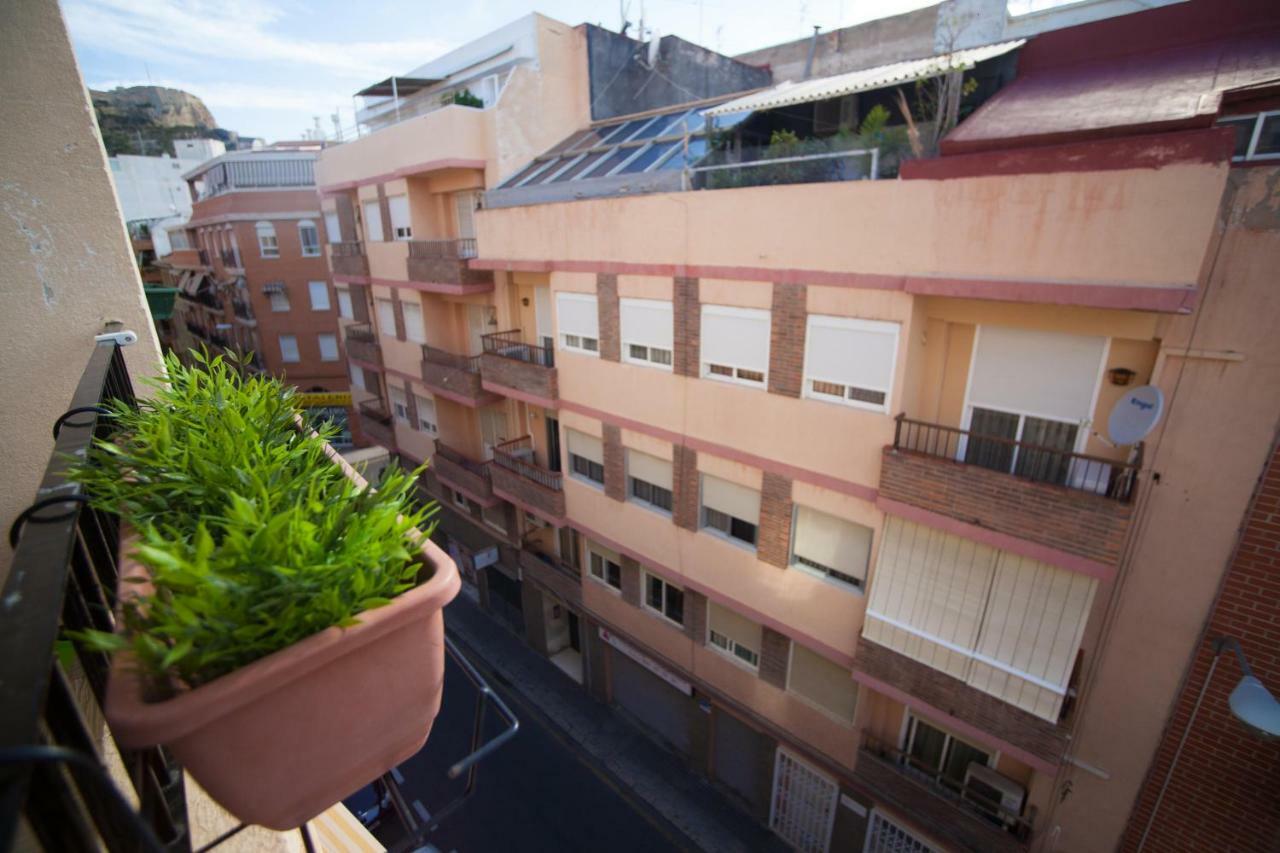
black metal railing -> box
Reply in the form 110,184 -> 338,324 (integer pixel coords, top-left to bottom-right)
219,250 -> 240,268
331,241 -> 365,258
892,414 -> 1142,503
232,298 -> 254,322
358,398 -> 393,426
434,443 -> 491,479
422,345 -> 482,373
861,733 -> 1036,842
345,323 -> 377,344
408,238 -> 478,260
197,248 -> 211,266
481,330 -> 554,368
0,341 -> 190,852
492,436 -> 562,492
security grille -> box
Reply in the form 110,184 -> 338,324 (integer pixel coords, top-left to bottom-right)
769,748 -> 837,853
865,811 -> 937,853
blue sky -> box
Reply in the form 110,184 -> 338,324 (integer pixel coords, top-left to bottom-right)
64,0 -> 946,144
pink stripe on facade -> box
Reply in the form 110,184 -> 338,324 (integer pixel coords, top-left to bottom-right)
369,276 -> 494,296
876,496 -> 1117,581
850,668 -> 1060,776
333,274 -> 370,285
319,158 -> 486,194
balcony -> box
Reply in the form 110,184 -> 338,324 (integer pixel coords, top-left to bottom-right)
480,330 -> 557,406
491,436 -> 565,524
856,734 -> 1033,853
357,397 -> 396,448
518,548 -> 582,609
232,297 -> 256,324
406,239 -> 494,293
331,241 -> 369,278
421,346 -> 498,407
432,442 -> 497,506
880,415 -> 1138,567
345,322 -> 382,367
220,249 -> 242,270
198,248 -> 211,267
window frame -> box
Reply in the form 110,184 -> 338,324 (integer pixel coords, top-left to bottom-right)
629,474 -> 673,515
402,300 -> 427,345
268,287 -> 290,312
569,452 -> 605,487
307,280 -> 330,311
706,603 -> 761,671
414,394 -> 438,435
389,387 -> 410,426
556,292 -> 601,356
323,211 -> 342,244
785,642 -> 858,725
620,297 -> 674,372
587,548 -> 622,593
641,571 -> 685,628
278,334 -> 300,363
700,304 -> 770,389
317,333 -> 339,362
255,221 -> 279,259
375,299 -> 397,337
298,220 -> 321,257
361,200 -> 384,242
336,286 -> 354,320
788,504 -> 871,592
801,315 -> 900,414
900,713 -> 998,789
1218,110 -> 1280,162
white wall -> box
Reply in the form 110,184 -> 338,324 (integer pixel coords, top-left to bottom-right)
108,154 -> 201,224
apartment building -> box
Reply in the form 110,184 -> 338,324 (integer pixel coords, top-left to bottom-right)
168,145 -> 356,443
319,2 -> 1280,851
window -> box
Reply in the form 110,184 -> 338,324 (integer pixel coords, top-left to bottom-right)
362,200 -> 384,242
482,503 -> 506,532
643,573 -> 684,626
324,211 -> 341,244
255,221 -> 278,258
700,474 -> 759,547
415,394 -> 438,434
317,333 -> 339,362
336,286 -> 354,319
389,387 -> 410,425
556,292 -> 599,354
803,316 -> 899,412
267,285 -> 290,312
452,489 -> 479,514
788,644 -> 858,723
228,231 -> 241,267
588,547 -> 622,591
701,305 -> 769,387
402,300 -> 426,344
453,191 -> 478,240
903,715 -> 991,791
349,361 -> 366,390
627,449 -> 673,513
567,430 -> 604,486
279,335 -> 299,363
298,220 -> 321,257
375,299 -> 396,336
1216,111 -> 1280,162
307,281 -> 330,311
621,298 -> 673,369
790,506 -> 872,590
388,195 -> 412,240
707,601 -> 761,668
866,812 -> 937,853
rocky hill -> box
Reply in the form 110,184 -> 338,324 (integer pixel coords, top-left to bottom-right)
90,86 -> 220,157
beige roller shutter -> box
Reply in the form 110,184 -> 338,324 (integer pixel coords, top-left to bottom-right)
792,506 -> 872,582
709,601 -> 762,654
627,450 -> 672,490
701,474 -> 760,524
567,430 -> 603,464
789,644 -> 858,722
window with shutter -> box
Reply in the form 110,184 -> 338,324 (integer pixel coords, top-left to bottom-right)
791,506 -> 872,589
567,430 -> 604,486
375,299 -> 396,336
700,474 -> 760,547
388,195 -> 412,240
556,292 -> 599,355
336,287 -> 353,319
803,316 -> 899,412
587,544 -> 622,591
362,201 -> 384,242
308,281 -> 330,311
389,387 -> 410,425
708,601 -> 762,668
317,334 -> 339,362
643,572 -> 684,626
414,395 -> 438,434
298,220 -> 321,256
324,211 -> 341,243
627,449 -> 673,513
278,335 -> 299,363
701,305 -> 769,387
788,644 -> 858,722
621,298 -> 673,369
402,301 -> 426,344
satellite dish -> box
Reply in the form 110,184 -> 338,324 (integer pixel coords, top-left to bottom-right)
1107,385 -> 1164,445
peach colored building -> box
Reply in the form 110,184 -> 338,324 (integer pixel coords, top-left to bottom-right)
323,3 -> 1280,852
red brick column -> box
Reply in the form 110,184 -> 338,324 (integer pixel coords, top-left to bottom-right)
597,273 -> 620,362
685,589 -> 708,642
769,282 -> 806,398
759,626 -> 791,689
334,192 -> 357,242
673,276 -> 700,378
391,289 -> 406,342
620,555 -> 642,607
376,184 -> 392,243
602,423 -> 625,502
673,444 -> 700,531
403,379 -> 419,430
757,472 -> 794,568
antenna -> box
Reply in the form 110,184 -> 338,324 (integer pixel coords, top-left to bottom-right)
1106,385 -> 1165,445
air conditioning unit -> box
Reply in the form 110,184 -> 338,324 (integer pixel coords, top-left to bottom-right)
963,763 -> 1025,827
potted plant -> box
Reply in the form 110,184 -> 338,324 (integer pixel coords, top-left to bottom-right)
72,352 -> 459,830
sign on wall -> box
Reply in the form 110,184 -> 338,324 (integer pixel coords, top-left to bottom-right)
296,391 -> 353,408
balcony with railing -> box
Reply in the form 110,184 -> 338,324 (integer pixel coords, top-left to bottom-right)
432,442 -> 497,506
220,249 -> 242,270
490,436 -> 565,523
880,414 -> 1138,568
856,734 -> 1034,853
330,240 -> 369,277
406,239 -> 493,292
345,322 -> 382,367
421,345 -> 497,407
517,547 -> 582,609
357,396 -> 396,448
479,330 -> 557,405
232,297 -> 256,324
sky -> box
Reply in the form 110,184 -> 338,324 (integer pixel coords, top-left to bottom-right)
64,0 -> 950,144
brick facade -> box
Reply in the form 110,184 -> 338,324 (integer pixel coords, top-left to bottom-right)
480,352 -> 558,402
673,276 -> 700,378
391,289 -> 406,341
402,378 -> 418,430
603,423 -> 625,502
421,348 -> 489,403
490,463 -> 566,521
406,255 -> 495,287
1120,439 -> 1280,853
432,450 -> 495,504
348,282 -> 371,323
673,444 -> 700,531
768,283 -> 806,398
856,637 -> 1070,767
331,250 -> 369,278
346,334 -> 381,367
759,626 -> 791,689
879,447 -> 1133,566
334,192 -> 357,242
597,273 -> 621,362
620,555 -> 642,607
757,472 -> 794,568
375,183 -> 391,243
686,589 -> 708,642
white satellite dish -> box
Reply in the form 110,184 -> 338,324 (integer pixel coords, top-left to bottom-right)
1107,385 -> 1165,445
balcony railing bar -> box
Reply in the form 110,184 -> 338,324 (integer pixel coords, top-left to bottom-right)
481,330 -> 554,369
892,413 -> 1142,503
492,436 -> 562,492
408,238 -> 478,260
331,241 -> 365,258
422,345 -> 482,373
345,323 -> 377,344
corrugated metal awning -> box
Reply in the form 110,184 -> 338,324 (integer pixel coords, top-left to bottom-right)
703,40 -> 1025,118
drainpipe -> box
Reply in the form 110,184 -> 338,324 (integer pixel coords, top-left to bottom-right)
802,26 -> 821,79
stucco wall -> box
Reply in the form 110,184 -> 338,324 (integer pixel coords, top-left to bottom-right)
1,0 -> 164,575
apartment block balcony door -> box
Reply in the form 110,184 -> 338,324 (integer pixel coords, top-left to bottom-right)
467,304 -> 489,356
545,414 -> 562,473
534,285 -> 554,352
479,405 -> 508,460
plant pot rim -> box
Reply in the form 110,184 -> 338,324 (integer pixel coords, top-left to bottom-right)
106,434 -> 458,748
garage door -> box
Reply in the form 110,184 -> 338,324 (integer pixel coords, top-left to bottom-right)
769,748 -> 837,853
611,649 -> 693,754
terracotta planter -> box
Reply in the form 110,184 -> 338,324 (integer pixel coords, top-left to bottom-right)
104,440 -> 460,830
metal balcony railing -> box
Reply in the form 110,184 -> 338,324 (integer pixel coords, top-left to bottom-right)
892,414 -> 1142,503
422,345 -> 482,373
435,442 -> 491,480
331,241 -> 365,258
220,249 -> 241,268
481,330 -> 554,368
345,323 -> 377,344
408,238 -> 478,260
232,298 -> 254,322
358,397 -> 393,425
197,248 -> 211,266
492,436 -> 562,492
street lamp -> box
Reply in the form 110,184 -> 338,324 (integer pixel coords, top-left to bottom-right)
1216,637 -> 1280,739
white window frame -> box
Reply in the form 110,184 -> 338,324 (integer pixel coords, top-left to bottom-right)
802,315 -> 899,414
268,287 -> 290,312
556,292 -> 600,356
375,299 -> 397,338
323,211 -> 341,244
641,571 -> 685,628
389,387 -> 410,426
1218,110 -> 1280,162
362,200 -> 384,242
414,394 -> 438,435
699,476 -> 759,551
700,304 -> 770,389
255,221 -> 278,259
587,548 -> 622,593
629,475 -> 673,516
307,281 -> 330,311
336,286 -> 354,320
317,333 -> 339,362
388,194 -> 412,241
349,361 -> 366,390
708,626 -> 761,670
298,220 -> 321,257
620,298 -> 674,371
278,334 -> 299,363
900,712 -> 998,781
402,300 -> 427,345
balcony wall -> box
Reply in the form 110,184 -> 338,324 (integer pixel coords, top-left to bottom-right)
329,243 -> 369,278
518,548 -> 582,609
421,348 -> 495,407
490,447 -> 565,523
357,399 -> 396,449
432,445 -> 496,506
480,351 -> 558,405
315,105 -> 488,190
344,328 -> 381,367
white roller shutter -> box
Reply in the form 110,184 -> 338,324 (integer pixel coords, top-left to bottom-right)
967,326 -> 1106,422
621,298 -> 673,349
804,316 -> 899,410
701,306 -> 770,374
709,601 -> 762,653
361,200 -> 384,242
323,211 -> 341,243
701,474 -> 760,524
792,506 -> 872,582
567,429 -> 603,464
388,195 -> 411,239
627,450 -> 672,490
556,292 -> 599,339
